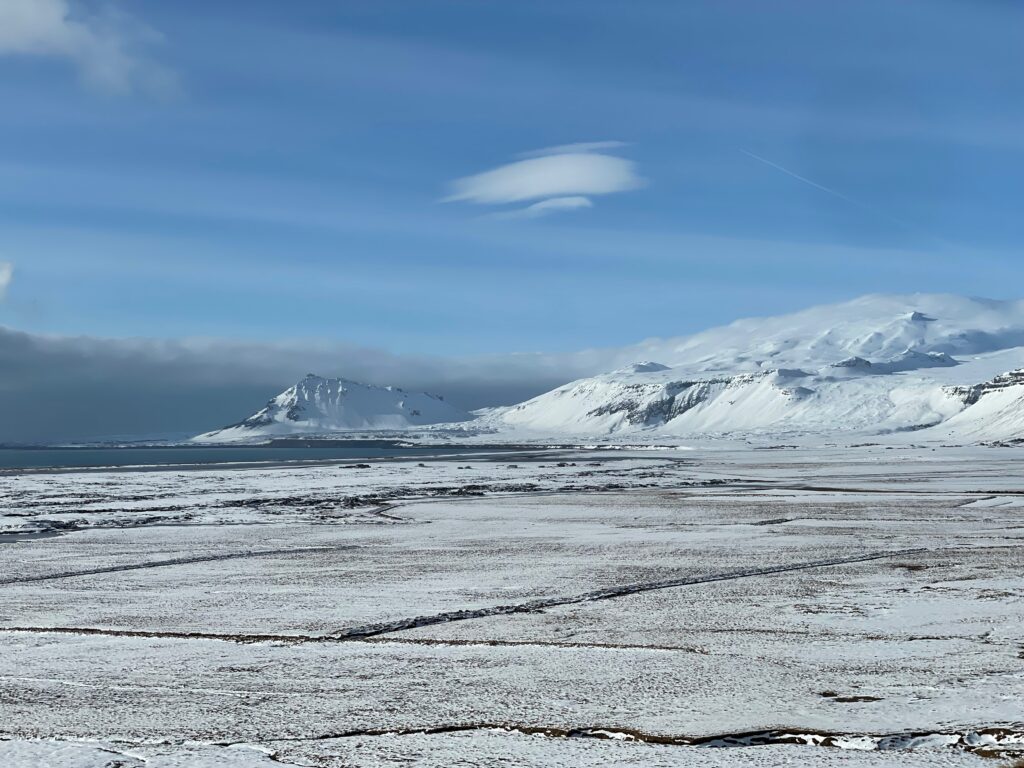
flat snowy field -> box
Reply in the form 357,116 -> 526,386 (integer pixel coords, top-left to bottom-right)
0,445 -> 1022,766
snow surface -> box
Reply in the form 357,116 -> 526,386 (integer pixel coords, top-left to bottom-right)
1,446 -> 1022,766
0,738 -> 996,767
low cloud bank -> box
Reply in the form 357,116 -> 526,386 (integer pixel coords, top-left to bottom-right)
0,326 -> 653,442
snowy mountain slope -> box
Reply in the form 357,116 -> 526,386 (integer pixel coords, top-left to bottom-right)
928,369 -> 1024,443
195,374 -> 471,442
488,360 -> 968,437
485,295 -> 1024,441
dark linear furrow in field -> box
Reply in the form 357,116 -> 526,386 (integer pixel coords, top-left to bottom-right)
0,626 -> 309,643
323,548 -> 927,640
0,548 -> 925,639
247,723 -> 1024,752
0,545 -> 357,585
0,626 -> 717,652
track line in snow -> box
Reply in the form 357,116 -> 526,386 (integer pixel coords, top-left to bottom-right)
0,547 -> 924,645
0,675 -> 310,699
0,626 -> 715,654
0,626 -> 317,643
0,545 -> 357,586
322,548 -> 927,640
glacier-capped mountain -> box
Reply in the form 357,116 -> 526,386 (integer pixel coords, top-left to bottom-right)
608,293 -> 1024,374
483,294 -> 1024,442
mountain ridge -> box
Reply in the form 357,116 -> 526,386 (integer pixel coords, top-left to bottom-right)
194,294 -> 1024,444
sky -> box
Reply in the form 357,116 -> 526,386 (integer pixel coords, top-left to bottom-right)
0,0 -> 1023,441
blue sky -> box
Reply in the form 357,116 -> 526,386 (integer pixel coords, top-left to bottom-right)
1,0 -> 1023,358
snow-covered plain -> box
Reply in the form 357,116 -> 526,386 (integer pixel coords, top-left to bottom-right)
0,445 -> 1022,766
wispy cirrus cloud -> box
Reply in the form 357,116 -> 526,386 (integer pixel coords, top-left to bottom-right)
445,142 -> 643,218
0,0 -> 177,95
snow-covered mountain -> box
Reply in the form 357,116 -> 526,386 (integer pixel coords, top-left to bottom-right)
484,294 -> 1024,442
195,374 -> 471,442
193,295 -> 1024,444
613,294 -> 1024,374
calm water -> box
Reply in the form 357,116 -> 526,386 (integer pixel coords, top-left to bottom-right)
0,443 -> 517,471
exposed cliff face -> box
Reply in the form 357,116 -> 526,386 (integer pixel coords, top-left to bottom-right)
486,355 -> 1024,440
930,368 -> 1024,443
490,367 -> 876,436
947,369 -> 1024,407
582,371 -> 814,427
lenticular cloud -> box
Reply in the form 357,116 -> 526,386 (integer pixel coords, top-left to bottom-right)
445,143 -> 643,217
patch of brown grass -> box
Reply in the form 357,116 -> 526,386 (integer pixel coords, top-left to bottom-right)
892,562 -> 928,572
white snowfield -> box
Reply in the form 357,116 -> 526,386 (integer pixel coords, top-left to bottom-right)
0,445 -> 1022,766
196,374 -> 472,441
193,294 -> 1024,444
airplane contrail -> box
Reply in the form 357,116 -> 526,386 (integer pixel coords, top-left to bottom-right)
740,149 -> 953,249
741,150 -> 867,208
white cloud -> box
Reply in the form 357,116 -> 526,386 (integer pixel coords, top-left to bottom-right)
445,150 -> 644,211
494,195 -> 593,220
0,262 -> 12,300
0,0 -> 176,95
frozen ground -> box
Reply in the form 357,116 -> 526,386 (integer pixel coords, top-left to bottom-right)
0,445 -> 1022,766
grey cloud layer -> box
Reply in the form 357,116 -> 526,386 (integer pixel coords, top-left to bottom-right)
0,327 -> 652,442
